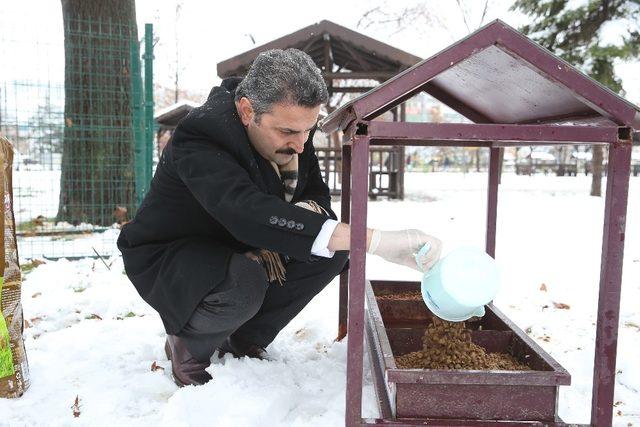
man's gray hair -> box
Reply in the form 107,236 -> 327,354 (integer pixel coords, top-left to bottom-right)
235,48 -> 328,121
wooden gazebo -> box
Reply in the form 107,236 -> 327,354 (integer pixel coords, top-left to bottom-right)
321,19 -> 638,426
217,20 -> 422,199
154,100 -> 199,153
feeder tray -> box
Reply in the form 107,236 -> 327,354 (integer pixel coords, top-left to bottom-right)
365,280 -> 571,422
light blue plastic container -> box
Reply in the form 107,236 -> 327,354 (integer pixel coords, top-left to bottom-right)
417,246 -> 500,322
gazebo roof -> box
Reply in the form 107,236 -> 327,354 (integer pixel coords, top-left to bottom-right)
321,19 -> 640,133
217,20 -> 421,79
154,100 -> 200,128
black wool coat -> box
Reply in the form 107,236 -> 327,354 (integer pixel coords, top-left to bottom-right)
117,77 -> 337,334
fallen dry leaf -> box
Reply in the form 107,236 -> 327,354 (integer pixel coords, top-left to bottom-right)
552,301 -> 571,310
28,316 -> 44,326
624,321 -> 639,330
71,395 -> 81,417
151,361 -> 164,372
539,283 -> 547,292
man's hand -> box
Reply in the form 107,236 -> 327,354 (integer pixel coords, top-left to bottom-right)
367,229 -> 442,272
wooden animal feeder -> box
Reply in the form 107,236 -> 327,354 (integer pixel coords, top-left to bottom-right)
320,19 -> 639,427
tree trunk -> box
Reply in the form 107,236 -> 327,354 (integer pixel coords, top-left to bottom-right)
590,145 -> 603,197
57,0 -> 138,225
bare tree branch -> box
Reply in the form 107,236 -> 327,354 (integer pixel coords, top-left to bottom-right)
478,0 -> 489,28
456,0 -> 471,33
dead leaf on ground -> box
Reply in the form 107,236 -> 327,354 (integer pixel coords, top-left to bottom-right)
28,316 -> 44,326
624,321 -> 639,330
539,283 -> 547,292
151,361 -> 164,372
71,395 -> 81,417
552,301 -> 571,310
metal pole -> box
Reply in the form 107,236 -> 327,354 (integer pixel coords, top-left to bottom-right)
337,144 -> 351,341
345,136 -> 369,426
130,39 -> 145,207
591,137 -> 632,426
486,147 -> 500,257
398,103 -> 406,200
144,24 -> 154,185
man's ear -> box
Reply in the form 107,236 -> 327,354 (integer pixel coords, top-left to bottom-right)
237,97 -> 254,126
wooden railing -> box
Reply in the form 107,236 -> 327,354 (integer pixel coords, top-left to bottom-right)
315,146 -> 405,199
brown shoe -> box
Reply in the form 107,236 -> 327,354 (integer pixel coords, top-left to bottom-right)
218,336 -> 273,361
164,335 -> 213,387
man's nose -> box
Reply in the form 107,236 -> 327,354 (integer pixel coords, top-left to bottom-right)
290,135 -> 306,153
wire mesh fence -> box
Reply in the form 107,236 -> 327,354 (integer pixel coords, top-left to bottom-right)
0,16 -> 153,262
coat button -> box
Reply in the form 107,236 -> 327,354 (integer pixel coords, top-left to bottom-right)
295,223 -> 304,231
269,216 -> 278,225
278,218 -> 287,227
287,220 -> 296,229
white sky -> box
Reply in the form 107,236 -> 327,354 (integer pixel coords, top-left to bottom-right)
0,0 -> 639,105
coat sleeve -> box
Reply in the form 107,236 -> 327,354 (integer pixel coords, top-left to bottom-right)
297,142 -> 337,220
172,141 -> 329,261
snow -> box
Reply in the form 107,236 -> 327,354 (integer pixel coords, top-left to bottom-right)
1,171 -> 639,426
565,0 -> 591,11
598,2 -> 640,48
530,151 -> 555,161
154,100 -> 201,120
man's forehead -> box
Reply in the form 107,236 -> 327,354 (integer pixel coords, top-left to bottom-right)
266,103 -> 320,129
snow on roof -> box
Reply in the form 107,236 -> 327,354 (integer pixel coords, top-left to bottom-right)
154,100 -> 201,120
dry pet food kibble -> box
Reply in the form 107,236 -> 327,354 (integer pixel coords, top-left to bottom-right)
376,291 -> 423,301
396,317 -> 529,371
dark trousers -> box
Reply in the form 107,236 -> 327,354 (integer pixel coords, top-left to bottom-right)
177,250 -> 349,362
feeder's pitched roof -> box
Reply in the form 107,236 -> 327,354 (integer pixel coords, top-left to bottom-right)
321,20 -> 640,133
217,20 -> 421,79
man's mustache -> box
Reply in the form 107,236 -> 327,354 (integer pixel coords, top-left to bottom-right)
276,148 -> 296,155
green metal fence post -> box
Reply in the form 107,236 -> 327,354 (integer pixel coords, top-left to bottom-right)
143,23 -> 154,186
131,39 -> 145,207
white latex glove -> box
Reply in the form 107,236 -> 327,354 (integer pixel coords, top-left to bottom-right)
367,229 -> 442,272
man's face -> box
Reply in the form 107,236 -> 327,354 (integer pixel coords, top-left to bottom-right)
237,98 -> 320,165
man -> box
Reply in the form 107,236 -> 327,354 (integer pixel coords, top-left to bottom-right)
118,49 -> 441,387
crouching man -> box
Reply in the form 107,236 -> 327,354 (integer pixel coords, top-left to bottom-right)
117,48 -> 442,387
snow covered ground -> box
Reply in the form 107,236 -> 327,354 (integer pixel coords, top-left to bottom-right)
1,172 -> 639,426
